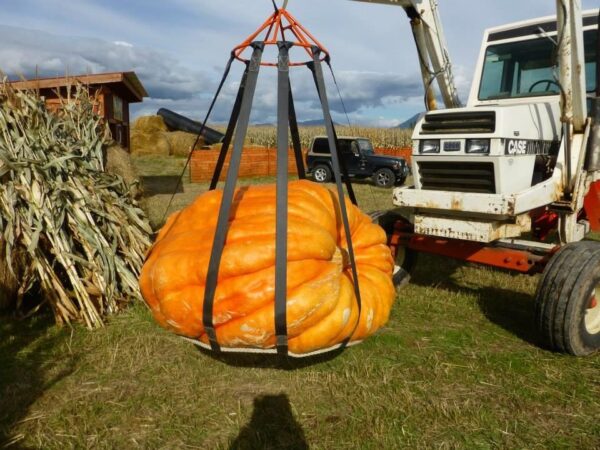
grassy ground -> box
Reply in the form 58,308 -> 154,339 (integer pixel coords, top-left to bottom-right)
1,156 -> 599,449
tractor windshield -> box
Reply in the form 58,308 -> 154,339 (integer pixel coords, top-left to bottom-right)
479,29 -> 597,101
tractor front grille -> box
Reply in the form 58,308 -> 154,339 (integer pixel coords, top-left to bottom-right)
420,111 -> 496,135
418,161 -> 496,194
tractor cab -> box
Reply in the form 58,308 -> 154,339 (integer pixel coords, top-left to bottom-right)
394,10 -> 598,243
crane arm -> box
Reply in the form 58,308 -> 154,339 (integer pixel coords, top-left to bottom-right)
351,0 -> 461,109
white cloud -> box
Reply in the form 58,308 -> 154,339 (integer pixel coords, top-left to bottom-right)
0,25 -> 214,101
0,21 -> 428,125
3,0 -> 597,126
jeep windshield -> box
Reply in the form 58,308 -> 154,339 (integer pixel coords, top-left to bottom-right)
479,29 -> 597,101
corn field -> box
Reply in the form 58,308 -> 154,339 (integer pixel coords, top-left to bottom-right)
214,126 -> 413,149
0,83 -> 152,328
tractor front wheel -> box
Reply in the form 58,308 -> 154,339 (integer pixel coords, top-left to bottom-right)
535,241 -> 600,356
369,210 -> 417,287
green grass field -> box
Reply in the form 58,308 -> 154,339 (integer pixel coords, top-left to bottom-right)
1,156 -> 599,449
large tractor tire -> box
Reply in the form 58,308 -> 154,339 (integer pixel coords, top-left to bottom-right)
535,241 -> 600,356
370,211 -> 417,287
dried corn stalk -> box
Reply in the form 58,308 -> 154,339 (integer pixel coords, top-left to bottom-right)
213,125 -> 413,149
0,82 -> 152,328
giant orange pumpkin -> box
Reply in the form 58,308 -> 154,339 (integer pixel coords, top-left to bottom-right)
139,180 -> 395,354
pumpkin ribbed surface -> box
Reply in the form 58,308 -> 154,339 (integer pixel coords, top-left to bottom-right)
139,180 -> 395,354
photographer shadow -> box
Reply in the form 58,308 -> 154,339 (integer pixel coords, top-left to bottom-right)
229,394 -> 308,450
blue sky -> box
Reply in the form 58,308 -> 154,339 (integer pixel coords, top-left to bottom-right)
2,0 -> 598,126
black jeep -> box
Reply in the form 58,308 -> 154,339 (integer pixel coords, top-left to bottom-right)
306,136 -> 409,188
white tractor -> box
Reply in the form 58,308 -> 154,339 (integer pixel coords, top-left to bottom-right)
352,0 -> 600,355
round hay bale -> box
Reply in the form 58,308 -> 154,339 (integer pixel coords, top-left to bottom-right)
0,240 -> 18,311
132,115 -> 168,134
165,131 -> 205,157
130,130 -> 171,157
106,144 -> 142,198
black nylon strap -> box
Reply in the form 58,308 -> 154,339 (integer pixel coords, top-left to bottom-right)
307,61 -> 358,206
275,41 -> 293,355
161,54 -> 235,224
203,43 -> 264,351
288,85 -> 306,179
309,47 -> 362,344
210,64 -> 250,191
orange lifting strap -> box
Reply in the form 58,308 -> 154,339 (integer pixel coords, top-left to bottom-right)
233,2 -> 330,67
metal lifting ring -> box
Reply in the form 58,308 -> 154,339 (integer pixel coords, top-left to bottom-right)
233,4 -> 329,67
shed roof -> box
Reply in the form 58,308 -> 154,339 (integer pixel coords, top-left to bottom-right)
9,72 -> 148,103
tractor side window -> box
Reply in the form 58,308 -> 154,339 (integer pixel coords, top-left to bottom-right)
584,29 -> 597,94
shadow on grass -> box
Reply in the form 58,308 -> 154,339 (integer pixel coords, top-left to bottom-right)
229,394 -> 308,450
197,346 -> 345,370
409,253 -> 541,347
0,314 -> 75,449
141,175 -> 185,196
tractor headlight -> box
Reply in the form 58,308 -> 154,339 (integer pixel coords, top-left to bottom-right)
420,139 -> 440,154
466,139 -> 491,154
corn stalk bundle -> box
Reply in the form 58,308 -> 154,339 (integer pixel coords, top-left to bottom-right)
0,83 -> 152,328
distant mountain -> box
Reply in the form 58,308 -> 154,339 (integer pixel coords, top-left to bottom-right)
298,119 -> 329,126
396,113 -> 423,130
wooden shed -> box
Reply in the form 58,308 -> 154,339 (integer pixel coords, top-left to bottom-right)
9,72 -> 148,150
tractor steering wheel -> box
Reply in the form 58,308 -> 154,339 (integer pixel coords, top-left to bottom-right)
528,79 -> 561,93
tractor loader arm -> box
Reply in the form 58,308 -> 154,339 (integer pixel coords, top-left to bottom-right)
351,0 -> 461,109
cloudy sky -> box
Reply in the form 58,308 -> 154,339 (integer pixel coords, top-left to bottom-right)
2,0 -> 597,126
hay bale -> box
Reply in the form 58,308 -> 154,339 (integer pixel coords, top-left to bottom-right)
106,144 -> 142,198
130,130 -> 171,156
165,131 -> 204,157
132,115 -> 168,134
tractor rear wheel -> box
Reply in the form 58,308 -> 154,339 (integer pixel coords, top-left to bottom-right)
535,240 -> 600,356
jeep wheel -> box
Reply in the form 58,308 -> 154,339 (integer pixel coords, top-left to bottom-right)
313,165 -> 332,183
373,168 -> 395,188
535,241 -> 600,356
